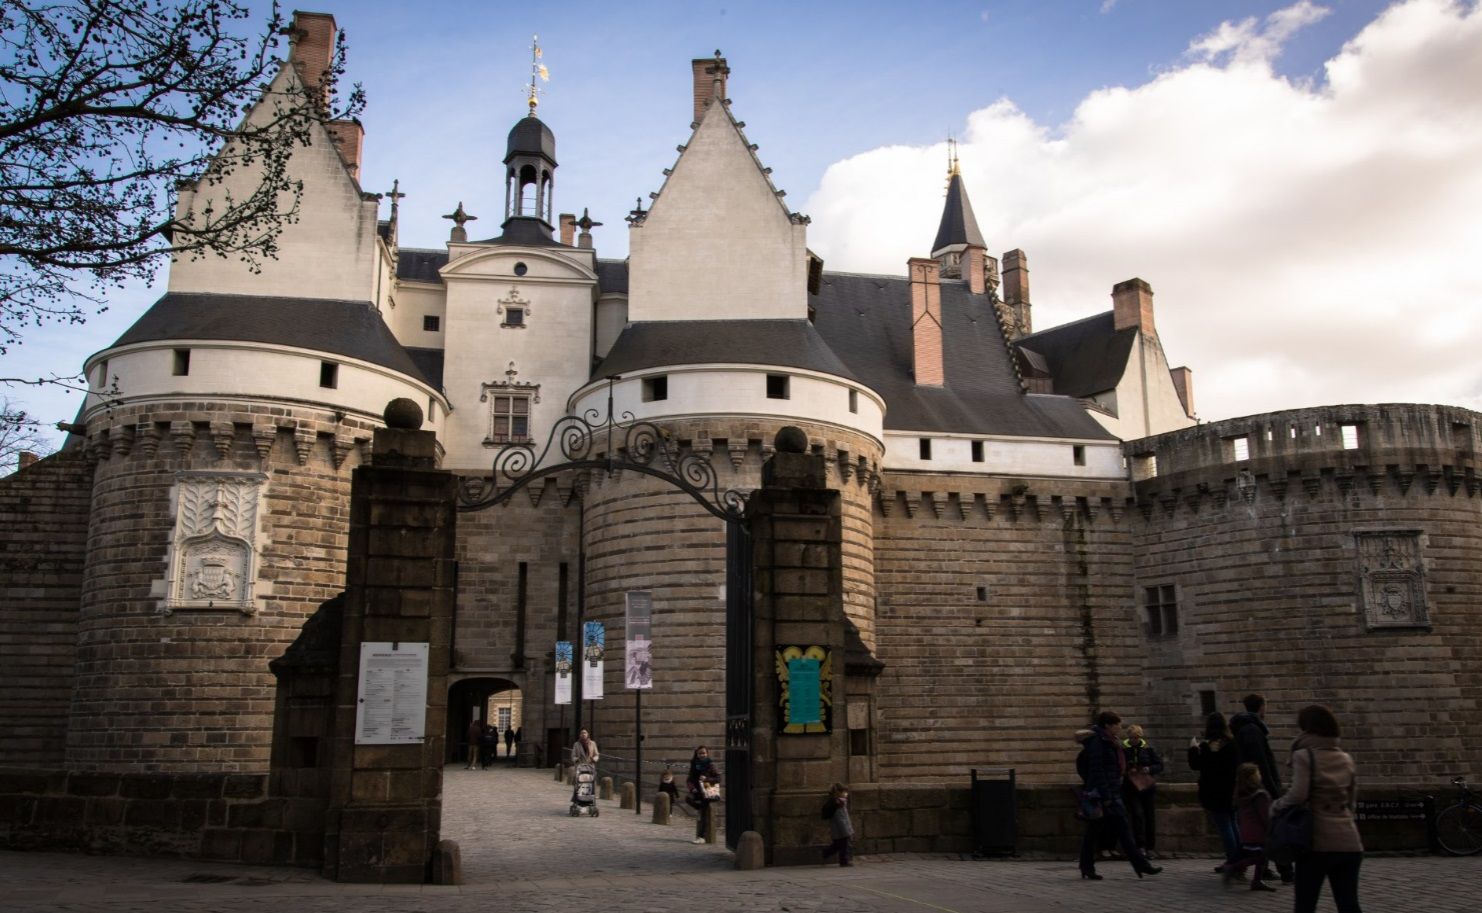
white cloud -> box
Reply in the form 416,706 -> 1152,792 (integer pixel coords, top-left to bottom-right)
1100,0 -> 1118,14
803,0 -> 1482,422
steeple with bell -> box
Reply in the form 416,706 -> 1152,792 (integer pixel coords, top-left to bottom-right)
499,35 -> 558,245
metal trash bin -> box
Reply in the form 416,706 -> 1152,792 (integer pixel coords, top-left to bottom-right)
970,767 -> 1017,856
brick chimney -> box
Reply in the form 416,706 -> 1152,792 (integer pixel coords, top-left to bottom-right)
909,257 -> 944,386
1170,366 -> 1195,417
325,119 -> 363,180
559,213 -> 576,246
965,247 -> 986,295
288,12 -> 337,101
1112,278 -> 1155,333
17,451 -> 38,470
691,52 -> 729,123
1001,249 -> 1031,337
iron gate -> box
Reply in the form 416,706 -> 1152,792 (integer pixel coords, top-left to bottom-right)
458,379 -> 753,843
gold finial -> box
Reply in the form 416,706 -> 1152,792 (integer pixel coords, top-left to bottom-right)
527,34 -> 549,115
947,137 -> 961,178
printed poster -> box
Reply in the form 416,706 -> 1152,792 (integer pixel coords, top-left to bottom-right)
625,591 -> 653,690
353,642 -> 429,744
554,640 -> 573,705
583,620 -> 605,700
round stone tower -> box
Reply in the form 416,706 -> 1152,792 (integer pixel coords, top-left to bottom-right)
68,300 -> 444,772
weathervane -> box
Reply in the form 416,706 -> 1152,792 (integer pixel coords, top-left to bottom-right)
527,34 -> 549,115
946,136 -> 960,187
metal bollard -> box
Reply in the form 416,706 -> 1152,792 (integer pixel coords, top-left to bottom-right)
620,781 -> 635,810
599,776 -> 613,800
652,792 -> 671,824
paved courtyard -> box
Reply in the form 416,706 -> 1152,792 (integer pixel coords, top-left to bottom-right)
1,765 -> 1477,912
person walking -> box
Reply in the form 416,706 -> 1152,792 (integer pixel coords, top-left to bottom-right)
1226,762 -> 1276,891
686,745 -> 721,845
1271,705 -> 1363,913
464,716 -> 483,770
513,726 -> 523,760
1121,724 -> 1164,858
1233,693 -> 1292,883
504,725 -> 516,760
1188,712 -> 1241,871
569,728 -> 599,805
1076,710 -> 1162,880
820,782 -> 854,867
478,721 -> 499,769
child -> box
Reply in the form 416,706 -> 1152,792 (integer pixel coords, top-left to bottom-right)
820,782 -> 854,867
1227,762 -> 1275,891
658,768 -> 680,810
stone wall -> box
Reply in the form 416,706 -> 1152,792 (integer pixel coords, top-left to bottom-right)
0,452 -> 93,766
1127,404 -> 1482,785
871,472 -> 1139,784
0,768 -> 322,864
67,401 -> 375,772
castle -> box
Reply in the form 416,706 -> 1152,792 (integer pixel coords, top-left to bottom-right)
2,10 -> 1479,823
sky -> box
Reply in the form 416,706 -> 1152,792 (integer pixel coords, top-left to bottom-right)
5,0 -> 1481,453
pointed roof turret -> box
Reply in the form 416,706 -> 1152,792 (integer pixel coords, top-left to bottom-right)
931,171 -> 986,256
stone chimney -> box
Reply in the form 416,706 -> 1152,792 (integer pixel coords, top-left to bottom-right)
1112,278 -> 1155,334
559,213 -> 576,246
325,119 -> 363,180
1170,366 -> 1195,417
691,52 -> 730,123
17,451 -> 38,471
1001,249 -> 1031,337
909,258 -> 945,386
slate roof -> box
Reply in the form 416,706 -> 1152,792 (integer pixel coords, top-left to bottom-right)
596,259 -> 629,294
1015,311 -> 1137,399
597,319 -> 858,382
404,347 -> 445,390
812,273 -> 1114,440
471,216 -> 568,247
931,173 -> 986,253
506,115 -> 557,165
397,248 -> 448,282
108,292 -> 436,387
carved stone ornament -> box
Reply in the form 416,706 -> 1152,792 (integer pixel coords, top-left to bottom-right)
497,286 -> 531,326
161,472 -> 268,615
1354,530 -> 1429,629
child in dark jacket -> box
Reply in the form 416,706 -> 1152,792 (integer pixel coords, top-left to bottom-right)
820,783 -> 854,867
1226,762 -> 1275,891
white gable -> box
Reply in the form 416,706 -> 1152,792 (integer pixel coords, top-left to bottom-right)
627,101 -> 808,322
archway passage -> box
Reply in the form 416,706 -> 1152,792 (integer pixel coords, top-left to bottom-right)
447,677 -> 524,767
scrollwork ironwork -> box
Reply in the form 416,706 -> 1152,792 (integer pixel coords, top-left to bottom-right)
457,386 -> 748,521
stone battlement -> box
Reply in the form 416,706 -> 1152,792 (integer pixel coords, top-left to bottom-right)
1126,403 -> 1481,489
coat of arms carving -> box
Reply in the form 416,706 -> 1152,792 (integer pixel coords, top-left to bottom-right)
1354,531 -> 1429,629
162,473 -> 266,614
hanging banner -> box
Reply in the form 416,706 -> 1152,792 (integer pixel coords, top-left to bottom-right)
554,640 -> 573,705
583,620 -> 605,700
353,642 -> 429,744
625,591 -> 653,690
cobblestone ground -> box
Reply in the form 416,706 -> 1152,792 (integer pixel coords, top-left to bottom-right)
1,765 -> 1477,912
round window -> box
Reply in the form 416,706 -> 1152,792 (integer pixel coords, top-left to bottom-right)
513,262 -> 528,276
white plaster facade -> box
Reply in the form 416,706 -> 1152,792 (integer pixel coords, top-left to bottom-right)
1087,332 -> 1196,441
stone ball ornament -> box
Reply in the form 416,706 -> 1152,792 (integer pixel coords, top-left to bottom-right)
384,398 -> 424,430
775,426 -> 808,454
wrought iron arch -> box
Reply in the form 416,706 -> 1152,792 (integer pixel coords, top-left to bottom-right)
456,379 -> 747,522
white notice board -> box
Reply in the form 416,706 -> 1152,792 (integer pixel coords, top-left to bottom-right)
354,642 -> 430,745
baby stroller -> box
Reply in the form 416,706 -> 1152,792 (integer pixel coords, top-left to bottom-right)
569,762 -> 599,817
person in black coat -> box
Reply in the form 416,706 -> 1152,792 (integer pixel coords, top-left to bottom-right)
1077,710 -> 1162,880
1231,694 -> 1292,883
1121,724 -> 1164,857
1188,712 -> 1241,868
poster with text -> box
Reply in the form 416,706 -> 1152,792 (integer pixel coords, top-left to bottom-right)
554,640 -> 573,705
625,591 -> 653,690
582,621 -> 605,700
353,642 -> 429,744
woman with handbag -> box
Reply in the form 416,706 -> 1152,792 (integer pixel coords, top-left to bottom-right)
686,744 -> 721,845
1188,712 -> 1241,871
1269,705 -> 1363,913
1121,724 -> 1164,858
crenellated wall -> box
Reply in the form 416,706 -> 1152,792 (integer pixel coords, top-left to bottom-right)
871,471 -> 1141,784
67,401 -> 378,773
1126,404 -> 1482,785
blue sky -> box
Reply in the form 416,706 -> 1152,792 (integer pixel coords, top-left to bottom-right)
6,0 -> 1479,451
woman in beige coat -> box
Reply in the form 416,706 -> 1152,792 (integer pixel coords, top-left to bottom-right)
1270,704 -> 1363,913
